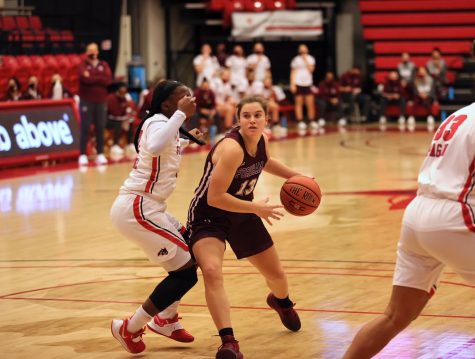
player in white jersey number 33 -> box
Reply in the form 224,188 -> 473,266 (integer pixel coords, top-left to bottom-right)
343,41 -> 475,359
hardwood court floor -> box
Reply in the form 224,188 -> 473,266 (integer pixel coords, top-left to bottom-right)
1,126 -> 475,359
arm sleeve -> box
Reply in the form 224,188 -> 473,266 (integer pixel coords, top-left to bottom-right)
144,110 -> 187,155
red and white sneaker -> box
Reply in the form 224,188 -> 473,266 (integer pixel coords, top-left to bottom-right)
111,318 -> 146,354
146,313 -> 194,343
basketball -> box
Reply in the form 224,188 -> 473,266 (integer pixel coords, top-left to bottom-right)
280,176 -> 322,216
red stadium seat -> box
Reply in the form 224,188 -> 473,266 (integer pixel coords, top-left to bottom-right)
373,41 -> 472,55
0,56 -> 19,93
29,16 -> 43,30
364,27 -> 475,40
1,16 -> 18,31
362,13 -> 475,26
285,0 -> 296,9
360,0 -> 475,12
264,0 -> 286,10
41,55 -> 60,95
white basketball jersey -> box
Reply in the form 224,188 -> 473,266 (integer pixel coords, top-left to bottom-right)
418,102 -> 475,207
120,114 -> 182,203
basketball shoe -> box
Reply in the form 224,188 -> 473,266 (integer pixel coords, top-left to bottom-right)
147,313 -> 194,343
216,335 -> 244,359
111,318 -> 146,354
266,293 -> 301,332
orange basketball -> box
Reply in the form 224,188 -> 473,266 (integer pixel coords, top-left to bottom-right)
280,175 -> 322,216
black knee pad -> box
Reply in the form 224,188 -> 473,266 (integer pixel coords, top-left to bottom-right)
149,265 -> 198,311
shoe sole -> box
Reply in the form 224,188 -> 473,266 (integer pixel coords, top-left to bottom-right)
146,323 -> 194,343
111,320 -> 145,354
216,348 -> 244,359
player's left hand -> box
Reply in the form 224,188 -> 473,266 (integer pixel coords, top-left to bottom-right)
188,128 -> 204,141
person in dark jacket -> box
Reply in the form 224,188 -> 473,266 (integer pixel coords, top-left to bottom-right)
77,42 -> 112,166
316,71 -> 346,126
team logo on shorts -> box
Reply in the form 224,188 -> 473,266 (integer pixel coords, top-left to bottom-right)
157,248 -> 169,256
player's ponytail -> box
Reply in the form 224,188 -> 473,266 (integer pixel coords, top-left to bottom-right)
133,80 -> 183,152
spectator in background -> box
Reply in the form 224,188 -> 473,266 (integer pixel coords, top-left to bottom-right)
193,77 -> 216,134
215,42 -> 228,68
414,66 -> 437,125
246,42 -> 271,82
426,47 -> 448,100
48,74 -> 73,99
20,76 -> 42,100
290,44 -> 317,136
1,77 -> 22,101
379,71 -> 406,124
226,45 -> 248,91
398,52 -> 416,84
339,65 -> 370,123
77,42 -> 112,166
106,82 -> 137,160
193,43 -> 220,87
317,71 -> 345,127
210,69 -> 237,133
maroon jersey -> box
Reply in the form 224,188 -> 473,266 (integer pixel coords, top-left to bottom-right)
188,127 -> 268,223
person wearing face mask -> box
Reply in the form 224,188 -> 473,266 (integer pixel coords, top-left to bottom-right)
290,44 -> 317,135
397,52 -> 416,84
193,43 -> 220,87
246,42 -> 271,83
426,47 -> 449,100
48,73 -> 73,100
77,42 -> 113,166
1,77 -> 22,101
20,76 -> 42,100
225,45 -> 248,92
106,82 -> 137,160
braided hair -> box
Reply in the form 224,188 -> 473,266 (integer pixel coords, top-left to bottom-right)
133,80 -> 184,152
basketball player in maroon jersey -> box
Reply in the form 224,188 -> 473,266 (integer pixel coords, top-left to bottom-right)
187,96 -> 311,359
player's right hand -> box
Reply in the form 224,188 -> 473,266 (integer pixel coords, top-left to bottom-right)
253,197 -> 284,225
178,96 -> 196,118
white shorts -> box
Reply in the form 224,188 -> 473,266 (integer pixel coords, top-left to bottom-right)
110,193 -> 191,272
394,196 -> 475,293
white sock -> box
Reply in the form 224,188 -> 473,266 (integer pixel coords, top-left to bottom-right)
127,306 -> 152,333
158,301 -> 180,319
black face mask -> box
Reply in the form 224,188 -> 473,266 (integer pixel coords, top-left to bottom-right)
88,54 -> 97,60
29,83 -> 36,89
8,85 -> 16,92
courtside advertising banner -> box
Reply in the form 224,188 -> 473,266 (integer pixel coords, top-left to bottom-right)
232,10 -> 323,39
0,99 -> 80,166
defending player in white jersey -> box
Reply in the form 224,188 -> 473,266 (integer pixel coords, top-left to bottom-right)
343,41 -> 475,359
110,80 -> 203,354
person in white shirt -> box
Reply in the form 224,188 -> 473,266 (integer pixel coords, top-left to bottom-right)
225,45 -> 248,89
110,80 -> 203,354
193,43 -> 220,87
290,44 -> 317,135
211,69 -> 238,132
343,43 -> 475,358
246,42 -> 271,82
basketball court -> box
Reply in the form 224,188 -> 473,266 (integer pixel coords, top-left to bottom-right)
2,126 -> 475,359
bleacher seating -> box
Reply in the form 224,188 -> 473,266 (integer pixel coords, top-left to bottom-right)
360,0 -> 474,85
0,15 -> 74,53
360,0 -> 475,119
0,53 -> 84,97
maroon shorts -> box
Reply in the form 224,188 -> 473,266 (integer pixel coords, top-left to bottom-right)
188,212 -> 273,259
296,86 -> 313,96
